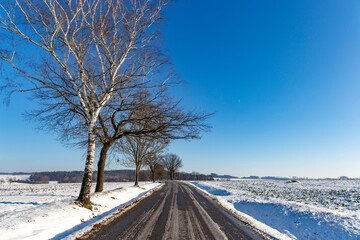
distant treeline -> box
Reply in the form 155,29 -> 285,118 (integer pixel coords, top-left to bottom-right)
177,172 -> 214,181
29,170 -> 146,183
26,170 -> 213,183
210,173 -> 238,179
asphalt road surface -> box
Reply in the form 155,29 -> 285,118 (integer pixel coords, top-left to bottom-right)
79,181 -> 267,240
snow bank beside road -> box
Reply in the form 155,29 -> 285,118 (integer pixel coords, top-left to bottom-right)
189,180 -> 360,240
0,181 -> 162,240
188,182 -> 293,240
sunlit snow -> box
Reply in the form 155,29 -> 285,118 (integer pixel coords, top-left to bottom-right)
0,176 -> 161,240
190,179 -> 360,240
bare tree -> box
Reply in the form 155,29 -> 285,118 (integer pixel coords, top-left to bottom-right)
37,67 -> 212,193
93,88 -> 212,192
145,142 -> 168,182
154,163 -> 166,181
162,153 -> 183,180
146,154 -> 163,182
0,0 -> 169,206
120,134 -> 167,186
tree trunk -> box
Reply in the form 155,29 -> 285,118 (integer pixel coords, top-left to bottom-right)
77,120 -> 97,205
151,169 -> 156,183
170,170 -> 174,180
135,165 -> 140,186
148,164 -> 155,183
95,141 -> 113,192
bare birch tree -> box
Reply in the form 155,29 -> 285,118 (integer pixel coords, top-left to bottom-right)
163,153 -> 182,180
0,0 -> 169,206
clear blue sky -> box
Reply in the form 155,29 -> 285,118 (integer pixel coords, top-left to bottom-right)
1,0 -> 360,178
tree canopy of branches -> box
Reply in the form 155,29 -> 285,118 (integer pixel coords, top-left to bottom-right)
162,153 -> 183,180
120,134 -> 167,186
58,84 -> 212,192
92,87 -> 211,191
145,151 -> 164,182
0,0 -> 170,205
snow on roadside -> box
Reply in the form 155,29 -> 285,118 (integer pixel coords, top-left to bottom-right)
186,182 -> 293,240
0,181 -> 162,240
188,180 -> 360,240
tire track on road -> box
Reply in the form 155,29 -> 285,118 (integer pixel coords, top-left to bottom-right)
79,181 -> 265,240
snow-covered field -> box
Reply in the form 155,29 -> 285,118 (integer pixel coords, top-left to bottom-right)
2,176 -> 358,240
190,179 -> 360,240
0,178 -> 162,240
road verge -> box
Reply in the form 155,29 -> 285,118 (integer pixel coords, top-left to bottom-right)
185,181 -> 293,240
73,182 -> 165,240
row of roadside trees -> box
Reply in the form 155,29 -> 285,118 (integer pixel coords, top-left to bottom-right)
122,151 -> 184,186
0,0 -> 211,207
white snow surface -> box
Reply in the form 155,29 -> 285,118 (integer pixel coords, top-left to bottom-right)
0,180 -> 162,240
189,179 -> 360,240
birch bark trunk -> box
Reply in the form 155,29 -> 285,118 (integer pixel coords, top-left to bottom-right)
77,118 -> 97,205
